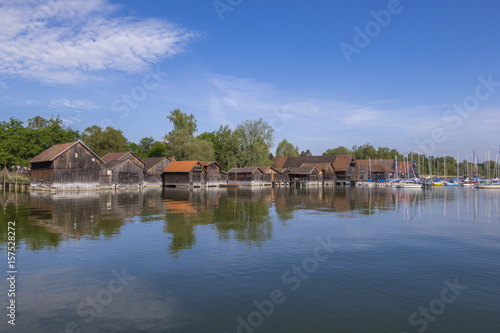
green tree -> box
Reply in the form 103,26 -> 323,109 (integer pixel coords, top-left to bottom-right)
323,146 -> 352,156
351,143 -> 377,159
0,116 -> 79,167
165,129 -> 214,161
167,109 -> 197,135
198,125 -> 239,171
0,118 -> 27,167
275,139 -> 299,157
148,142 -> 167,157
81,125 -> 128,157
234,118 -> 274,166
139,137 -> 155,156
126,142 -> 142,157
164,111 -> 214,161
300,149 -> 312,156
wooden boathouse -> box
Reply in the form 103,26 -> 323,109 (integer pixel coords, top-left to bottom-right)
227,167 -> 264,186
142,157 -> 175,186
272,155 -> 358,185
287,167 -> 321,185
200,161 -> 223,187
101,159 -> 144,189
101,151 -> 146,169
299,163 -> 336,184
357,159 -> 393,181
258,166 -> 282,185
162,161 -> 206,188
29,140 -> 104,191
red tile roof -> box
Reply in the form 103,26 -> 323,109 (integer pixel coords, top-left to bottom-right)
271,157 -> 287,169
357,159 -> 394,173
331,155 -> 354,172
163,161 -> 201,173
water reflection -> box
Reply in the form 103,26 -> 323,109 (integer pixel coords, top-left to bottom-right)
1,186 -> 499,254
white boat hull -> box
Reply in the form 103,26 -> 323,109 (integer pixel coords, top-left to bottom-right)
476,184 -> 500,189
396,183 -> 422,188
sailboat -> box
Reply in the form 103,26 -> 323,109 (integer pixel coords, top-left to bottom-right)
396,155 -> 423,188
476,181 -> 500,189
432,158 -> 442,186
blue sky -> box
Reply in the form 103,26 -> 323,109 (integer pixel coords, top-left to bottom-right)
1,0 -> 500,160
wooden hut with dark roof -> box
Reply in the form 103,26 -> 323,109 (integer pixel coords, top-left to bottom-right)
200,161 -> 223,187
275,168 -> 290,184
162,161 -> 206,187
258,166 -> 282,185
29,140 -> 104,191
287,167 -> 321,185
100,159 -> 144,188
299,162 -> 336,184
227,167 -> 264,186
272,155 -> 358,184
101,151 -> 145,169
142,157 -> 175,186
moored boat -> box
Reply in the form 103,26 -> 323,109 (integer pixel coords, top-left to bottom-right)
396,183 -> 422,188
476,182 -> 500,189
433,178 -> 443,186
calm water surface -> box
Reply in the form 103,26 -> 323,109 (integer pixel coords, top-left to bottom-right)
1,186 -> 499,333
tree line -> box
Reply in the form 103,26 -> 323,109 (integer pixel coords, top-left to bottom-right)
1,112 -> 498,176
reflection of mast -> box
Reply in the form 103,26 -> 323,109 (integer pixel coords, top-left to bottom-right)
234,155 -> 238,185
234,187 -> 237,219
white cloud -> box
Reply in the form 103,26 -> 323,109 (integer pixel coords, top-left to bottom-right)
155,70 -> 499,155
49,98 -> 99,110
0,80 -> 8,89
61,116 -> 82,126
0,0 -> 199,84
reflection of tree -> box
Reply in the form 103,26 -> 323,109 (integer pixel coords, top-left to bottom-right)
163,213 -> 197,255
161,188 -> 274,255
212,198 -> 272,246
1,185 -> 441,255
0,192 -> 62,251
0,190 -> 169,251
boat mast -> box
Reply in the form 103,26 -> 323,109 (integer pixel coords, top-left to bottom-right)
444,153 -> 446,181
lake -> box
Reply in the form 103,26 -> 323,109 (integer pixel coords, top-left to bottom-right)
1,186 -> 499,333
